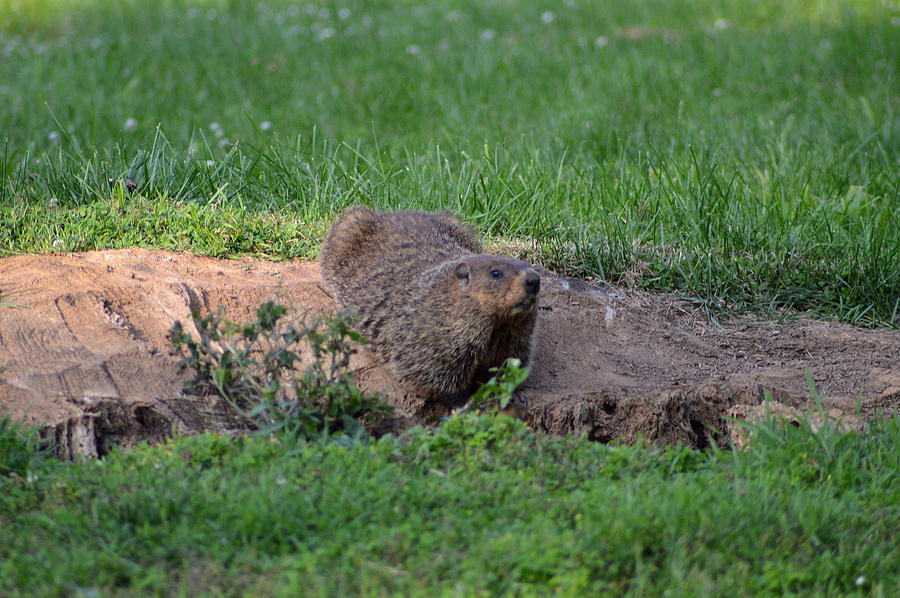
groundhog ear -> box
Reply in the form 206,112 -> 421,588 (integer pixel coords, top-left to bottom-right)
454,262 -> 470,286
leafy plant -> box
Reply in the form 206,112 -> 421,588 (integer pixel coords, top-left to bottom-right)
0,414 -> 50,478
467,357 -> 531,413
168,301 -> 391,442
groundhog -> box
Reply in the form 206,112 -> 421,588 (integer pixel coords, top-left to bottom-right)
319,206 -> 540,406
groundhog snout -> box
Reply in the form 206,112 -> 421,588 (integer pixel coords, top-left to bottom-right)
524,271 -> 540,295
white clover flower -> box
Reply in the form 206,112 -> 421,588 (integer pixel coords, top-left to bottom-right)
481,29 -> 496,41
52,238 -> 64,249
305,5 -> 317,16
318,8 -> 330,19
287,6 -> 299,17
49,197 -> 59,205
445,10 -> 461,21
218,138 -> 230,148
338,8 -> 350,20
595,36 -> 608,48
541,11 -> 555,23
714,19 -> 728,29
855,575 -> 866,587
315,27 -> 335,41
406,44 -> 421,55
712,88 -> 723,97
48,131 -> 59,142
123,118 -> 138,132
260,121 -> 272,131
205,160 -> 215,167
361,15 -> 373,27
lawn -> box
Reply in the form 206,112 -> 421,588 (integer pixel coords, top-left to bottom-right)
1,0 -> 899,595
3,413 -> 900,596
2,0 -> 897,325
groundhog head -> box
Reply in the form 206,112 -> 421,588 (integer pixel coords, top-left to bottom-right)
454,255 -> 540,317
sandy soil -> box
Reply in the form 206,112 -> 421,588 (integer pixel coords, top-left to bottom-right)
1,249 -> 896,458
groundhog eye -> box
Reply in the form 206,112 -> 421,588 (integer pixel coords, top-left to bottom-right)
490,269 -> 503,279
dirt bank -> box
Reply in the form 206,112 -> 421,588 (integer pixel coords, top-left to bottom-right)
1,249 -> 896,457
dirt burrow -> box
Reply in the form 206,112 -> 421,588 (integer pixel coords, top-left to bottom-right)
1,249 -> 897,458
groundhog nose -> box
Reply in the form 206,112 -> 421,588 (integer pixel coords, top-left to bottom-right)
524,272 -> 540,295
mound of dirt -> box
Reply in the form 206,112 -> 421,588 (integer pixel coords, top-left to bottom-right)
1,249 -> 897,458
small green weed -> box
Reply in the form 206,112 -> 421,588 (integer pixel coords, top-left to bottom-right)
0,414 -> 50,478
168,301 -> 391,442
467,356 -> 531,413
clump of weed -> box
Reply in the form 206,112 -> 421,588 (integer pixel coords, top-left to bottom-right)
0,414 -> 50,478
168,301 -> 391,442
467,357 -> 531,413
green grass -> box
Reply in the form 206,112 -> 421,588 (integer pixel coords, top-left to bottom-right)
2,413 -> 899,596
1,0 -> 897,326
0,415 -> 51,478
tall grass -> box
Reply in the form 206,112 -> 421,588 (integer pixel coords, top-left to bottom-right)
1,0 -> 898,325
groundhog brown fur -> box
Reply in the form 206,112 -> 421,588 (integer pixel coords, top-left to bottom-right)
319,206 -> 540,405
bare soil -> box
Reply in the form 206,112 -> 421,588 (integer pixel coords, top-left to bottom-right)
1,249 -> 897,458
